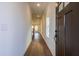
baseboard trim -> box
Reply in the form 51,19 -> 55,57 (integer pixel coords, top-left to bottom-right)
41,33 -> 53,56
24,39 -> 32,56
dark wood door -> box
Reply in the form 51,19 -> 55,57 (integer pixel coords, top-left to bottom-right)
58,16 -> 65,56
65,10 -> 73,56
56,2 -> 79,56
56,15 -> 60,56
65,3 -> 79,56
72,3 -> 79,55
56,15 -> 65,56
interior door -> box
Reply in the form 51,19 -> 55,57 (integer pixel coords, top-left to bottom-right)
56,15 -> 65,56
56,15 -> 59,56
65,10 -> 72,56
65,3 -> 79,56
56,2 -> 79,56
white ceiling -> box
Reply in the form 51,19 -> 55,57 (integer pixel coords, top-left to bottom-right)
29,2 -> 49,18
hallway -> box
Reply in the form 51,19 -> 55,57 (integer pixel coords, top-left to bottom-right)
25,32 -> 52,56
1,2 -> 79,56
0,2 -> 56,56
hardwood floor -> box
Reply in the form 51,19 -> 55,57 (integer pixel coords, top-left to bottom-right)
24,32 -> 52,56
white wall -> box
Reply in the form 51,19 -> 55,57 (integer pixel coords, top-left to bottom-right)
0,3 -> 32,56
41,3 -> 56,56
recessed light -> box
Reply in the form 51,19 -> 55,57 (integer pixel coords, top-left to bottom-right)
37,3 -> 40,7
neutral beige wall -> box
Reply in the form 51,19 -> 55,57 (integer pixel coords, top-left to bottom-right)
41,3 -> 56,56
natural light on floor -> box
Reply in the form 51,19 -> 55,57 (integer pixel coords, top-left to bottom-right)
34,32 -> 39,40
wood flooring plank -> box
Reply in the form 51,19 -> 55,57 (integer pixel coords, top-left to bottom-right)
24,32 -> 52,56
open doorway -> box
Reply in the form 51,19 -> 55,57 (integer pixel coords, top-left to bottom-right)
35,25 -> 38,32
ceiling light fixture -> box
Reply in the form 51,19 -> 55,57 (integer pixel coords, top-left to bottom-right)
37,3 -> 40,7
